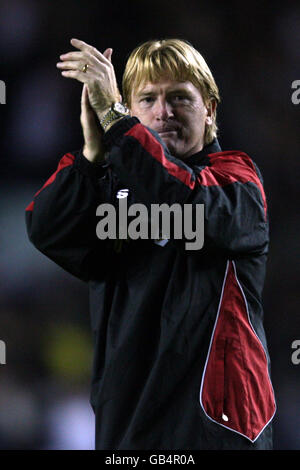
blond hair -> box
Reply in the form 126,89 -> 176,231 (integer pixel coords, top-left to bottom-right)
122,39 -> 221,145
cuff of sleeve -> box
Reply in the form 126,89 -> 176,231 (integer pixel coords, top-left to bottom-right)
74,149 -> 108,181
103,116 -> 140,149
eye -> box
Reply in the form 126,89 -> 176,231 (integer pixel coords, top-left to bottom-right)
140,96 -> 155,103
172,95 -> 188,102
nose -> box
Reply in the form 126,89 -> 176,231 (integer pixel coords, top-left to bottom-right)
154,97 -> 174,120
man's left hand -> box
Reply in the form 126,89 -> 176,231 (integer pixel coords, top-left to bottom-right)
57,38 -> 121,120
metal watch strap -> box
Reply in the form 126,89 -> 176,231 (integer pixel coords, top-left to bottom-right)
99,104 -> 128,131
99,110 -> 117,131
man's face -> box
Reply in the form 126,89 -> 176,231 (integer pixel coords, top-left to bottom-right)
130,78 -> 214,159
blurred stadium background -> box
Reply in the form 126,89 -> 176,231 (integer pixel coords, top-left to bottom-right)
0,0 -> 299,449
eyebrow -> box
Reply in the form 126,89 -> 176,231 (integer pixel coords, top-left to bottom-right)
168,89 -> 192,96
136,91 -> 156,97
136,87 -> 192,97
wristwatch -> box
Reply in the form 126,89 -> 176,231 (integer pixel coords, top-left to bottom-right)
99,102 -> 129,131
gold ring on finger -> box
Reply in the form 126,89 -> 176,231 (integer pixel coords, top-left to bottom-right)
82,63 -> 89,73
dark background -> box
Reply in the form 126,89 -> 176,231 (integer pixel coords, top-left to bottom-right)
0,0 -> 299,450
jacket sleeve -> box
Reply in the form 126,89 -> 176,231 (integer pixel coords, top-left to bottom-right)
103,117 -> 269,256
25,149 -> 116,282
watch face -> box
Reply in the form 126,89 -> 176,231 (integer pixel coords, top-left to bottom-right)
113,102 -> 127,114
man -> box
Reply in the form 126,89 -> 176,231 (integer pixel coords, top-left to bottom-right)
26,38 -> 276,450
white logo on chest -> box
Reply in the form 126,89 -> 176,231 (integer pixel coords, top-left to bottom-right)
116,188 -> 129,199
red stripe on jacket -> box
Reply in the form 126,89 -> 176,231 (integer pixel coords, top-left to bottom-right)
125,124 -> 196,189
125,124 -> 267,216
26,153 -> 75,212
201,151 -> 267,216
201,260 -> 275,441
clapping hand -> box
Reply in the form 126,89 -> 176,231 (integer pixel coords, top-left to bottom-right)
57,38 -> 121,119
57,39 -> 121,162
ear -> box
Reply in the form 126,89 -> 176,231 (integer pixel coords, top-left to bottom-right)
205,99 -> 217,126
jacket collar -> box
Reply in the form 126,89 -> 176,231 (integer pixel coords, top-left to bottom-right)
183,138 -> 222,166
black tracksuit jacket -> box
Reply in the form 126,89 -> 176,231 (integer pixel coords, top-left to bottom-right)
26,116 -> 276,450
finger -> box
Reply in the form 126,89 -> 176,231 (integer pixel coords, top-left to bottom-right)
81,86 -> 92,119
60,69 -> 88,83
103,48 -> 113,62
81,85 -> 92,114
81,84 -> 88,105
81,84 -> 93,111
80,85 -> 100,136
59,51 -> 96,63
70,38 -> 110,65
60,51 -> 83,61
71,38 -> 91,50
56,60 -> 93,71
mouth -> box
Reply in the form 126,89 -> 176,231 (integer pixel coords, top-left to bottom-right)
157,128 -> 177,136
158,131 -> 176,136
